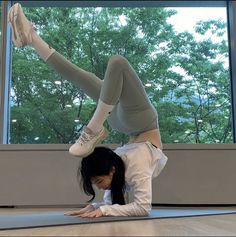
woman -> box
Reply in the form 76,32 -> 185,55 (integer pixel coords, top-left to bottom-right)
8,3 -> 168,217
73,145 -> 167,217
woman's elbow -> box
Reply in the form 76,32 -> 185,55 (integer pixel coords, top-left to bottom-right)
136,204 -> 151,216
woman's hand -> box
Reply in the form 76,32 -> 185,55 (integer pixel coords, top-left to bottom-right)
64,205 -> 103,218
64,204 -> 95,216
79,208 -> 103,218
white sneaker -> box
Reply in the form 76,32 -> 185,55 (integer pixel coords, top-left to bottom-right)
69,126 -> 109,157
8,3 -> 34,48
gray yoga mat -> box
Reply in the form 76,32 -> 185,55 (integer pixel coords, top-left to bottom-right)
0,207 -> 236,230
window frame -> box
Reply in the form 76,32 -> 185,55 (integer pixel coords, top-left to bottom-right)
227,1 -> 236,142
0,1 -> 12,144
15,1 -> 226,7
1,0 -> 235,144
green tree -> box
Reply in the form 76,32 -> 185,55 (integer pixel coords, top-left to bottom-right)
10,7 -> 232,144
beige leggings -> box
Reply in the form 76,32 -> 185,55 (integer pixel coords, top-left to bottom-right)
46,52 -> 158,136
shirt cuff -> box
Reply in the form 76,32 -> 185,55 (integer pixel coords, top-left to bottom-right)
99,205 -> 109,216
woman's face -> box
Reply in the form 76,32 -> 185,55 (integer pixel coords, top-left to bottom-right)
91,167 -> 115,190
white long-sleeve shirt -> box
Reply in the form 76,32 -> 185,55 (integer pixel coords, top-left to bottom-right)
91,141 -> 168,216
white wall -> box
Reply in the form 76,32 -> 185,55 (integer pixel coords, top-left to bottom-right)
0,144 -> 236,206
153,144 -> 236,204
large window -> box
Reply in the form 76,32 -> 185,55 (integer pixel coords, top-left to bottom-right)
9,5 -> 232,144
0,2 -> 2,68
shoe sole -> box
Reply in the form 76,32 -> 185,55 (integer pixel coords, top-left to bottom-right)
8,3 -> 28,47
72,128 -> 109,158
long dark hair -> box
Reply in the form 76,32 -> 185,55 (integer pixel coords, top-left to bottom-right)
79,146 -> 126,205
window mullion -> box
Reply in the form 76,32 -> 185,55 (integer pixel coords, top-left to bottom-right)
0,1 -> 12,144
227,1 -> 236,143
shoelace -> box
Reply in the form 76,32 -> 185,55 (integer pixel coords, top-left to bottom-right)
76,131 -> 96,145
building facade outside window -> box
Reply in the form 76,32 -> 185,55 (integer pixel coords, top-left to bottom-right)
7,5 -> 232,144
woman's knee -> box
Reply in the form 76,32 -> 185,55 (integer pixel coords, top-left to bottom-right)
108,55 -> 128,68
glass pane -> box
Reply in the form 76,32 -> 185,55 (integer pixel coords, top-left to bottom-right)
0,2 -> 2,69
10,6 -> 232,144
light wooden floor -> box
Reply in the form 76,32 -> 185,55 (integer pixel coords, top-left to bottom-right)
0,207 -> 236,236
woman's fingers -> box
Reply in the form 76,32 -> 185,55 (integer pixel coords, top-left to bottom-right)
64,207 -> 102,218
64,206 -> 94,216
64,210 -> 83,216
78,209 -> 103,218
79,212 -> 96,218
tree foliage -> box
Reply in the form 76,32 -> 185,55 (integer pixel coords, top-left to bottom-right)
10,7 -> 232,144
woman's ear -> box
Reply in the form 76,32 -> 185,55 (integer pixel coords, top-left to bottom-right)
111,166 -> 116,175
